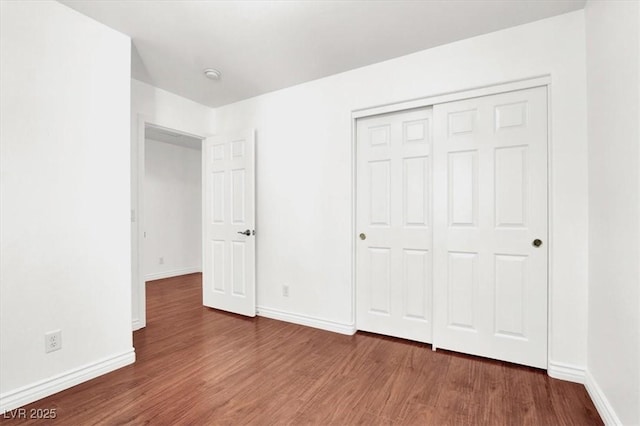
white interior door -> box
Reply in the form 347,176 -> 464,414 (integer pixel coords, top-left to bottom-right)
356,108 -> 433,343
203,130 -> 256,316
432,86 -> 548,368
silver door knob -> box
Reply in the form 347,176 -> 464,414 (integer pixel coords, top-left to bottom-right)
359,233 -> 366,240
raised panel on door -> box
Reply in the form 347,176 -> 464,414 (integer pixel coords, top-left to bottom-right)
448,151 -> 477,227
433,86 -> 547,369
494,254 -> 527,339
402,249 -> 429,321
203,130 -> 256,317
356,107 -> 433,343
369,161 -> 391,227
494,146 -> 527,228
447,251 -> 478,331
212,169 -> 225,224
231,241 -> 246,296
211,240 -> 225,293
368,247 -> 391,315
403,157 -> 429,227
231,169 -> 246,224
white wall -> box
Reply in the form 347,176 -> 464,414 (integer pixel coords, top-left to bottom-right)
215,11 -> 589,373
585,1 -> 640,424
144,139 -> 202,280
0,0 -> 133,411
131,79 -> 215,329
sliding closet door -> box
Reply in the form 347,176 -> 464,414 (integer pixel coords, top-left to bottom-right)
432,86 -> 548,368
356,108 -> 433,343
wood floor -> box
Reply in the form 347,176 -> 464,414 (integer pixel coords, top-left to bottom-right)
4,273 -> 601,425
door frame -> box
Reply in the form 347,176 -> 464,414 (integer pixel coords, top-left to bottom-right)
132,114 -> 206,330
350,75 -> 552,360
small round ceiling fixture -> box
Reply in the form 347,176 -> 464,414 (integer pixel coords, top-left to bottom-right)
203,68 -> 222,81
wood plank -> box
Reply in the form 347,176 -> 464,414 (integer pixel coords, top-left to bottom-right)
2,273 -> 602,425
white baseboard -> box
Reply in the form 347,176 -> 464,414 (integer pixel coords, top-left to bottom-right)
257,306 -> 356,336
0,349 -> 135,413
131,318 -> 145,331
585,370 -> 622,426
145,267 -> 201,281
547,360 -> 586,384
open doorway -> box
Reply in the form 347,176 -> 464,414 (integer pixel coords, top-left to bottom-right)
133,123 -> 204,328
144,126 -> 202,280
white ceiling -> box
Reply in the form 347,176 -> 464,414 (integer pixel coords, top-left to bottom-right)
145,125 -> 202,150
61,0 -> 585,108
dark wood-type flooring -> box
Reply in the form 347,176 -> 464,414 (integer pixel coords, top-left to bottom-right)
3,273 -> 601,425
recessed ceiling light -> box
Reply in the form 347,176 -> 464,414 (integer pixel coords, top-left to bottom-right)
204,68 -> 222,81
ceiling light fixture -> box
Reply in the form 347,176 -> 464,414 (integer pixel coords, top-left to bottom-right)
203,68 -> 222,81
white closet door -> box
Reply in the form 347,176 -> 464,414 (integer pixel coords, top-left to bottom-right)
433,86 -> 548,368
356,108 -> 433,343
202,130 -> 256,317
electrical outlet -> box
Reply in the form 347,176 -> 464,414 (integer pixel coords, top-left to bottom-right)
45,330 -> 62,353
159,257 -> 164,265
282,285 -> 289,297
